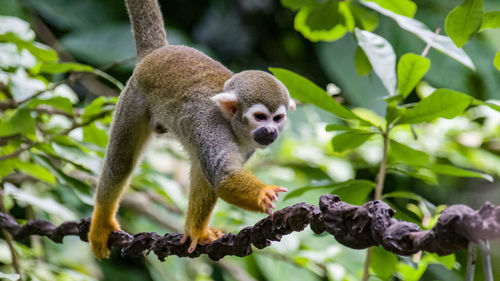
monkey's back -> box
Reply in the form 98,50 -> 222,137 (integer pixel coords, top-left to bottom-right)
135,45 -> 233,101
133,45 -> 233,143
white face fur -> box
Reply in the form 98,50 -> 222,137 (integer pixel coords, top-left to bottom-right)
211,90 -> 294,147
243,104 -> 286,147
244,104 -> 287,134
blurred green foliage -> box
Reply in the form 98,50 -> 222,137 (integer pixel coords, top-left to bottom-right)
0,0 -> 499,280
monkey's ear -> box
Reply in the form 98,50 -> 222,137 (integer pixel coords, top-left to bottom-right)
288,98 -> 296,112
211,92 -> 238,119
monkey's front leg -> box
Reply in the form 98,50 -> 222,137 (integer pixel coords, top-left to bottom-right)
216,169 -> 287,215
180,161 -> 223,253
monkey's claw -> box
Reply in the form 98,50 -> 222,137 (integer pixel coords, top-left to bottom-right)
260,185 -> 287,215
89,217 -> 121,259
180,227 -> 224,254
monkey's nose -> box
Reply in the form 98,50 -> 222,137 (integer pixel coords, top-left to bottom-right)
253,127 -> 278,145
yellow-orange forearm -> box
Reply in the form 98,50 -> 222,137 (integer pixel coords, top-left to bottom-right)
216,169 -> 267,212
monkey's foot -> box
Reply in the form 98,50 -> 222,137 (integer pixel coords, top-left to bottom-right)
259,185 -> 288,215
89,218 -> 121,259
180,227 -> 224,254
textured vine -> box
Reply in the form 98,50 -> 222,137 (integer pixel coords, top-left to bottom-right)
0,194 -> 499,261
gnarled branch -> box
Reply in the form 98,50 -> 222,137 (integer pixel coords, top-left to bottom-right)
0,195 -> 499,261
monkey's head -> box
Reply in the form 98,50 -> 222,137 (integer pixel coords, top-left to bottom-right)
211,70 -> 296,148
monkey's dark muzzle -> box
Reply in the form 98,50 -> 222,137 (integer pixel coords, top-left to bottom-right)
253,127 -> 278,145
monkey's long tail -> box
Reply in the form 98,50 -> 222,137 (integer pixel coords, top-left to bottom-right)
125,0 -> 168,62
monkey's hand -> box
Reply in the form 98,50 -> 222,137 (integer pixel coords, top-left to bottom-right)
259,185 -> 288,215
89,215 -> 121,259
180,226 -> 223,253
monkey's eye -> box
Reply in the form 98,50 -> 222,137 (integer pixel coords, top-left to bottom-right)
254,113 -> 267,121
273,115 -> 284,122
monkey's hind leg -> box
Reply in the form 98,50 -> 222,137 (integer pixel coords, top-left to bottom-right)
89,83 -> 152,259
180,160 -> 223,253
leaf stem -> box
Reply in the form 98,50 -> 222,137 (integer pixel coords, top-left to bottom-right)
375,130 -> 390,200
362,129 -> 390,281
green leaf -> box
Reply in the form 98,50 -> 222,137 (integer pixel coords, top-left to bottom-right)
495,50 -> 500,72
22,42 -> 57,63
371,246 -> 398,280
354,28 -> 397,96
39,62 -> 94,74
281,0 -> 316,10
32,154 -> 91,195
382,191 -> 423,201
472,99 -> 500,113
331,131 -> 375,153
14,160 -> 56,184
305,0 -> 340,31
396,262 -> 427,281
4,183 -> 76,220
348,3 -> 379,31
0,16 -> 35,41
444,0 -> 483,48
0,108 -> 36,139
389,139 -> 430,166
480,11 -> 500,31
27,96 -> 74,115
284,179 -> 375,205
83,123 -> 108,148
81,96 -> 116,123
362,2 -> 476,70
396,53 -> 431,99
385,103 -> 405,125
325,124 -> 356,131
398,89 -> 473,124
354,46 -> 372,76
91,69 -> 124,90
424,253 -> 456,270
364,0 -> 416,18
334,180 -> 375,205
52,143 -> 102,175
294,2 -> 354,42
388,166 -> 438,185
61,24 -> 135,68
269,68 -> 361,120
352,107 -> 386,128
426,164 -> 493,181
0,30 -> 57,63
0,158 -> 16,178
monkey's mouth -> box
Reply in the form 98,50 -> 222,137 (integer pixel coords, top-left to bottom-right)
253,127 -> 278,146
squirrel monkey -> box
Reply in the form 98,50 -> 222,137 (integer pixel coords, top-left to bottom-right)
89,0 -> 296,258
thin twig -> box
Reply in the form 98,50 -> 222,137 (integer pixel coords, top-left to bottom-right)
480,241 -> 493,281
362,248 -> 372,281
421,28 -> 441,58
31,13 -> 118,97
0,134 -> 21,146
99,57 -> 136,72
363,129 -> 390,281
121,194 -> 182,233
0,146 -> 34,162
0,78 -> 72,111
30,106 -> 75,119
144,190 -> 183,214
0,110 -> 111,160
60,110 -> 112,135
0,186 -> 23,280
465,243 -> 476,281
374,131 -> 390,200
